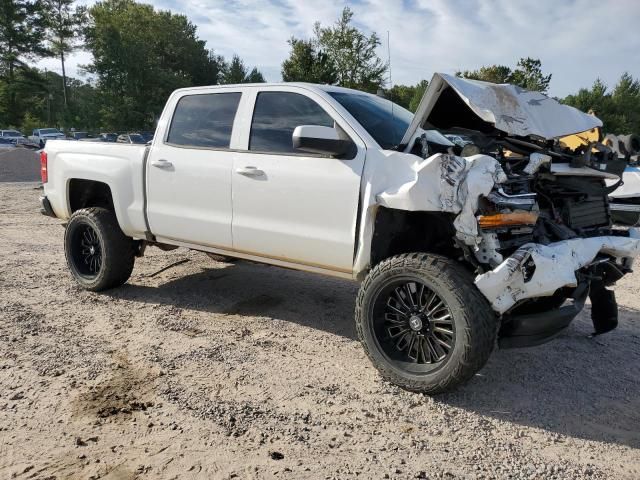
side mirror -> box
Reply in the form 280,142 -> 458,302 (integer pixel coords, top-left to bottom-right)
292,125 -> 354,157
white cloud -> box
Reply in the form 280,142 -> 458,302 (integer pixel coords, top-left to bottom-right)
39,0 -> 640,97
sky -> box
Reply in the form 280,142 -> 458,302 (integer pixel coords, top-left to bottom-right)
36,0 -> 640,98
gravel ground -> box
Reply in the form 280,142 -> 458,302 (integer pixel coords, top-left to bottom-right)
1,150 -> 639,479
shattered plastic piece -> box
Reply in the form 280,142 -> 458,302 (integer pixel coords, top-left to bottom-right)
523,152 -> 551,175
474,232 -> 504,268
376,153 -> 507,246
475,228 -> 640,313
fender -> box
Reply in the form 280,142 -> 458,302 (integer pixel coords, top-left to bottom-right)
45,140 -> 148,238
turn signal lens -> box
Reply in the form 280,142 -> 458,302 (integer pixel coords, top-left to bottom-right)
478,212 -> 538,229
40,150 -> 48,183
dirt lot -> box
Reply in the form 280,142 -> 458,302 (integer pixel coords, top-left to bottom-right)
1,149 -> 639,479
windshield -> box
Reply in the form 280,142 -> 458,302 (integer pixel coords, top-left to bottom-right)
129,134 -> 146,144
328,92 -> 413,150
41,128 -> 61,135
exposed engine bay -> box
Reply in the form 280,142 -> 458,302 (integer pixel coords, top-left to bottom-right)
392,73 -> 640,341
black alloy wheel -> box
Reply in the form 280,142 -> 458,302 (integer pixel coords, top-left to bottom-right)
69,224 -> 103,278
373,278 -> 455,373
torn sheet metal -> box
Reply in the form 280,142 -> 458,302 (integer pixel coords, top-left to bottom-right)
475,229 -> 640,313
376,153 -> 507,245
550,162 -> 620,180
352,150 -> 507,276
401,73 -> 603,146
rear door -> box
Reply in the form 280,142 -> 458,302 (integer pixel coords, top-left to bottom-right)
146,88 -> 243,248
231,87 -> 366,273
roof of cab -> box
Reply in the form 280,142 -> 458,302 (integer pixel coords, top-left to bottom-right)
171,82 -> 375,96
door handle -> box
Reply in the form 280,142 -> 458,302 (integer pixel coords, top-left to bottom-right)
151,159 -> 173,169
235,166 -> 264,177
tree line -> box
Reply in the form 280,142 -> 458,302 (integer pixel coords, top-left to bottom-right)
0,0 -> 265,132
1,1 -> 638,135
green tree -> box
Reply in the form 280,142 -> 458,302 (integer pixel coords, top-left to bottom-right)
312,7 -> 387,92
281,37 -> 336,84
563,73 -> 640,134
456,65 -> 511,84
43,0 -> 85,107
387,84 -> 415,110
509,57 -> 552,93
0,0 -> 49,126
386,79 -> 428,113
222,54 -> 265,84
408,79 -> 428,112
457,57 -> 551,93
192,49 -> 226,86
610,72 -> 640,134
84,0 -> 221,130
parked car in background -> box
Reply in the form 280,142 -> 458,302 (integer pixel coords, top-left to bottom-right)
68,131 -> 89,140
0,137 -> 16,149
1,129 -> 40,149
1,129 -> 24,140
29,128 -> 65,148
117,133 -> 147,144
140,131 -> 155,143
14,138 -> 41,149
99,133 -> 118,142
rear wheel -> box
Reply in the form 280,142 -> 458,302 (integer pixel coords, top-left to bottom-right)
356,253 -> 498,394
64,207 -> 135,291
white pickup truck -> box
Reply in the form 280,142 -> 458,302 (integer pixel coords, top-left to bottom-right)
29,128 -> 66,148
40,75 -> 640,393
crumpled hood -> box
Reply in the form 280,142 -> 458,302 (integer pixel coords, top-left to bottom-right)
401,73 -> 602,144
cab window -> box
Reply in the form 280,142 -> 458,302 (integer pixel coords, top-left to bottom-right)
167,92 -> 242,148
249,92 -> 333,153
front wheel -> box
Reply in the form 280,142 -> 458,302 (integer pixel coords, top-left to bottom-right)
64,207 -> 135,291
355,253 -> 498,394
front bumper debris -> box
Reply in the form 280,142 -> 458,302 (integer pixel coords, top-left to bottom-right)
499,282 -> 588,348
474,229 -> 640,314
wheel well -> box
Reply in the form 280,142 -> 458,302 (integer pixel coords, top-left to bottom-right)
68,179 -> 114,213
370,207 -> 458,267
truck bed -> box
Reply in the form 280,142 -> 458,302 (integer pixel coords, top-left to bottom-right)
43,140 -> 150,239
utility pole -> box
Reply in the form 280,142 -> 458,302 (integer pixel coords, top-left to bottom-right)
46,68 -> 51,125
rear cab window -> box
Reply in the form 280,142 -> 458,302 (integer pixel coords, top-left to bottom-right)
167,92 -> 242,148
249,91 -> 334,154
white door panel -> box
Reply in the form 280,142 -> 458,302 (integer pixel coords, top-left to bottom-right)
146,145 -> 233,247
231,88 -> 366,272
232,153 -> 364,271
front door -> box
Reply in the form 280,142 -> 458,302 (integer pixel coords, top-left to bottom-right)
231,89 -> 365,273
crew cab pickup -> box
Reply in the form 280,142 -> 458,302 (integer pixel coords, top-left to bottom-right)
40,76 -> 640,394
29,128 -> 65,148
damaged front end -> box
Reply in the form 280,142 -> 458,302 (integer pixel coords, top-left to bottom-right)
399,73 -> 640,347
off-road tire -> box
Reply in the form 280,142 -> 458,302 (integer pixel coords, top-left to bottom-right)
64,207 -> 135,291
355,253 -> 498,394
